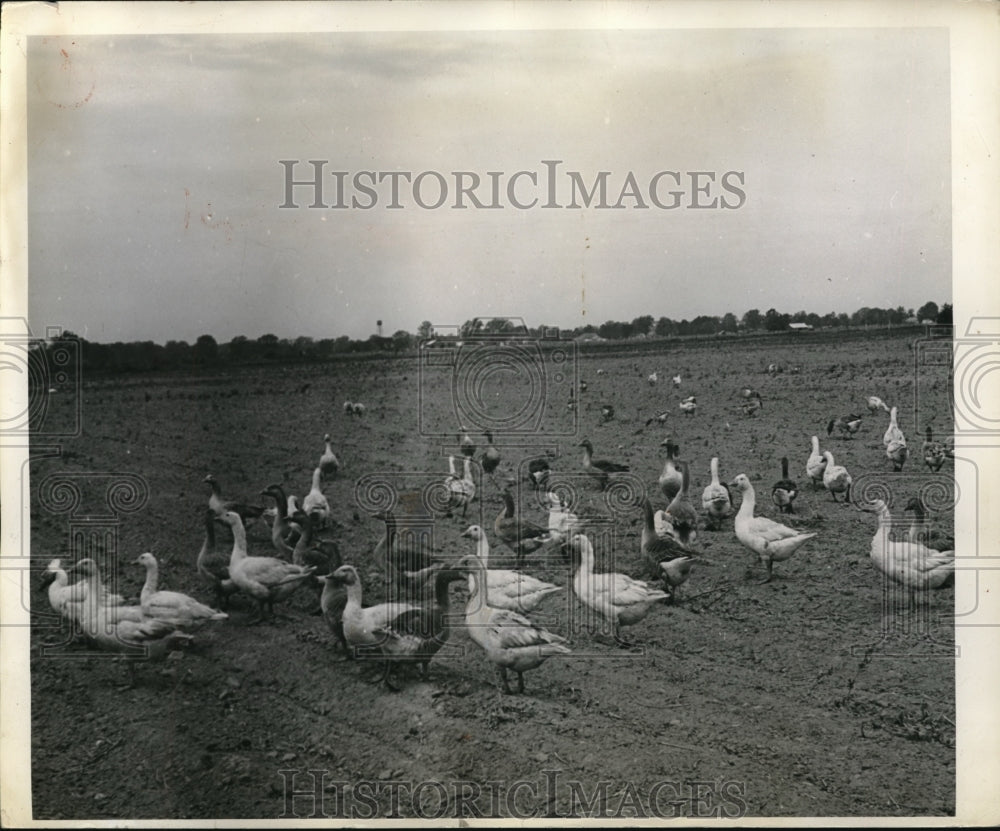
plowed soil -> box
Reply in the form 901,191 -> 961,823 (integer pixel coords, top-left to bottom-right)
29,327 -> 955,820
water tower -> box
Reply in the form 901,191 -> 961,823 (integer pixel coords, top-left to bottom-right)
377,320 -> 383,337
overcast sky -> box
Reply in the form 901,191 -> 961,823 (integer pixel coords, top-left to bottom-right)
27,27 -> 951,344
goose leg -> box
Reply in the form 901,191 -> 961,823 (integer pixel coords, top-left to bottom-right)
516,672 -> 526,695
497,666 -> 513,695
382,661 -> 402,692
758,558 -> 774,584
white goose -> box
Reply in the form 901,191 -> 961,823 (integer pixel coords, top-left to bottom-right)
701,456 -> 732,530
302,466 -> 331,528
822,451 -> 852,502
867,395 -> 891,415
570,534 -> 669,646
659,556 -> 695,600
220,511 -> 316,622
332,563 -> 420,666
134,552 -> 228,631
544,491 -> 582,544
883,406 -> 905,448
861,499 -> 954,608
730,474 -> 816,582
460,525 -> 562,613
806,435 -> 827,489
458,553 -> 570,695
886,436 -> 908,471
40,558 -> 126,619
319,433 -> 340,477
679,396 -> 697,417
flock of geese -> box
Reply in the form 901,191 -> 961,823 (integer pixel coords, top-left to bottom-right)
39,384 -> 955,695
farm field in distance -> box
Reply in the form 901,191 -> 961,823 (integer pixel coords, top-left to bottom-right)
28,327 -> 956,819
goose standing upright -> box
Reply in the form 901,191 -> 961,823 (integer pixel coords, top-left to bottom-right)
220,511 -> 316,622
771,457 -> 798,514
578,439 -> 629,490
460,525 -> 562,613
822,451 -> 852,502
883,406 -> 904,448
204,474 -> 266,527
701,456 -> 732,530
319,433 -> 340,477
372,510 -> 444,598
445,455 -> 476,518
302,467 -> 331,528
260,483 -> 299,557
886,436 -> 908,471
458,426 -> 476,459
663,461 -> 698,545
658,440 -> 684,501
730,474 -> 816,582
806,436 -> 828,489
196,508 -> 238,609
494,490 -> 553,566
570,534 -> 669,647
134,552 -> 228,631
481,430 -> 501,485
458,553 -> 570,695
861,499 -> 954,608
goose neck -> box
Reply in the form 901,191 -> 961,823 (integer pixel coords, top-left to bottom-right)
229,518 -> 248,563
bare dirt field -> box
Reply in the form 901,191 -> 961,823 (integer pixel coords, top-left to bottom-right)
28,327 -> 956,820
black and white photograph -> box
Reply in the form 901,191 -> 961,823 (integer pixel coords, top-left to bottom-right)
2,1 -> 998,825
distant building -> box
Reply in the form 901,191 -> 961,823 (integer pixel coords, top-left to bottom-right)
575,332 -> 605,342
788,322 -> 813,331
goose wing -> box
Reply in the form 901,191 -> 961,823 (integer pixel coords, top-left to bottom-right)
746,516 -> 801,542
486,609 -> 565,648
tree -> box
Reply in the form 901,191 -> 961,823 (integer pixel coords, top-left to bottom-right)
654,316 -> 676,337
764,308 -> 790,331
631,315 -> 655,336
937,303 -> 953,325
720,312 -> 739,333
417,320 -> 434,340
917,301 -> 939,322
742,309 -> 762,330
193,334 -> 218,364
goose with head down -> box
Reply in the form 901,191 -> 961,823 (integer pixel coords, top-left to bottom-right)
570,534 -> 669,647
771,457 -> 798,514
458,553 -> 570,695
827,414 -> 862,440
460,525 -> 562,614
730,474 -> 816,583
867,395 -> 891,415
640,498 -> 692,582
922,427 -> 948,472
861,499 -> 954,608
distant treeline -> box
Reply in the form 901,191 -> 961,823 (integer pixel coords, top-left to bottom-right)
32,301 -> 951,374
